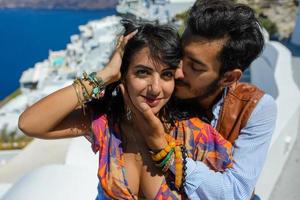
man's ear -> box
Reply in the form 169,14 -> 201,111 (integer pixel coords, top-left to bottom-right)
219,69 -> 242,87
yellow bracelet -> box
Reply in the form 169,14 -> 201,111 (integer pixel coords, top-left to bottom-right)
174,145 -> 183,190
151,137 -> 177,162
163,134 -> 184,190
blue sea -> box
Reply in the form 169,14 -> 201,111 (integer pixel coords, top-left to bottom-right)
0,8 -> 116,100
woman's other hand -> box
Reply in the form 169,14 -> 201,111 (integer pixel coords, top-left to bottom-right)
98,30 -> 138,85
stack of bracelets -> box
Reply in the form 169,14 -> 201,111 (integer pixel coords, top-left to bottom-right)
72,71 -> 106,115
150,134 -> 188,192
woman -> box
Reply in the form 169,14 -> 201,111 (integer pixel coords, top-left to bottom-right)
19,20 -> 233,199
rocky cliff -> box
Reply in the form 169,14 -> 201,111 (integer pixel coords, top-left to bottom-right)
237,0 -> 298,38
0,0 -> 118,9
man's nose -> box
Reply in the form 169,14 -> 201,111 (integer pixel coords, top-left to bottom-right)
175,60 -> 184,79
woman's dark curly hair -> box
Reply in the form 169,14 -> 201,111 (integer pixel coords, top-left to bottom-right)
89,19 -> 182,126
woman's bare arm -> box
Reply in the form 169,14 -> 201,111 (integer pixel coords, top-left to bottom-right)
18,70 -> 111,139
18,31 -> 137,139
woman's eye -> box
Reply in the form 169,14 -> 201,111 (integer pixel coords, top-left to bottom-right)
136,69 -> 149,76
162,71 -> 174,79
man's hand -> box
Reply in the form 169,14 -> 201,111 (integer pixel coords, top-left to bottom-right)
120,84 -> 168,150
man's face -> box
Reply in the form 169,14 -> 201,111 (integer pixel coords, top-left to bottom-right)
175,33 -> 225,101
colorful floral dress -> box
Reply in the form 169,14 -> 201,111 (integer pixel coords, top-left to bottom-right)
88,114 -> 233,199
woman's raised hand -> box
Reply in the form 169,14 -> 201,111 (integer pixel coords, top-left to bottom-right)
97,30 -> 138,85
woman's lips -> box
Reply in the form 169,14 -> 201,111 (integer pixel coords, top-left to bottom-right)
144,97 -> 162,107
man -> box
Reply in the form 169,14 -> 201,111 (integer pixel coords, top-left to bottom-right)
124,0 -> 277,199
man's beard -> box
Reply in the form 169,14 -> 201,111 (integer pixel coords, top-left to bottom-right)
175,77 -> 221,101
194,77 -> 221,100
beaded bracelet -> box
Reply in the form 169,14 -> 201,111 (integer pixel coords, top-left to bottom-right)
149,134 -> 184,190
181,145 -> 188,189
155,148 -> 174,168
75,78 -> 92,102
151,140 -> 176,162
174,145 -> 183,190
82,71 -> 105,99
72,71 -> 106,115
165,134 -> 185,190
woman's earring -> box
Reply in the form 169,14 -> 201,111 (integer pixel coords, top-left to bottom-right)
126,106 -> 132,121
112,86 -> 119,97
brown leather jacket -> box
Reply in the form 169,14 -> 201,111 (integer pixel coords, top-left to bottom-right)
216,82 -> 265,144
215,82 -> 265,200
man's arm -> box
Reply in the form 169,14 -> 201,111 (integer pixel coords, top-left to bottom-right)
121,81 -> 277,199
177,94 -> 277,199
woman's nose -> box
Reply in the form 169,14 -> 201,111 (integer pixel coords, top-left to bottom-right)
148,76 -> 161,96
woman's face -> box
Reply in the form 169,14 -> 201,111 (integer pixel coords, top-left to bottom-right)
125,47 -> 176,114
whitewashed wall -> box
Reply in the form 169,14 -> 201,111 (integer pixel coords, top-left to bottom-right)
251,41 -> 300,200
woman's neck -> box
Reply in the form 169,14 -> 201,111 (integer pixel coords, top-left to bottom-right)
120,120 -> 146,148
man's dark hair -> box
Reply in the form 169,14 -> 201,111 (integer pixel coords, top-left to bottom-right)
187,0 -> 264,74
